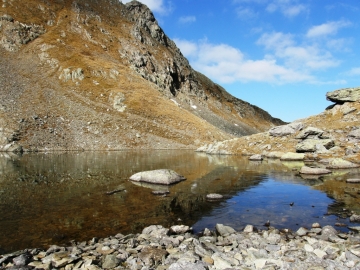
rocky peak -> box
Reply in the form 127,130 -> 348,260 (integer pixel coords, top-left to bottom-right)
125,0 -> 168,47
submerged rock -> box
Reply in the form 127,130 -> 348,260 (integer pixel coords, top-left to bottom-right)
129,169 -> 186,185
280,152 -> 305,161
299,166 -> 332,175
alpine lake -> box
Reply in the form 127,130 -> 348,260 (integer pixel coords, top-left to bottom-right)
1,150 -> 360,254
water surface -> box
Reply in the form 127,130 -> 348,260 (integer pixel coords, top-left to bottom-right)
0,150 -> 360,254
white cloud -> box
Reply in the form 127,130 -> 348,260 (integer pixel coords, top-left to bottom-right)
236,7 -> 258,20
173,38 -> 313,84
347,67 -> 360,76
121,0 -> 168,14
306,20 -> 351,38
257,32 -> 340,70
266,0 -> 307,18
178,16 -> 196,24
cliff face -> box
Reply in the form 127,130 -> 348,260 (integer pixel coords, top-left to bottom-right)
0,0 -> 284,151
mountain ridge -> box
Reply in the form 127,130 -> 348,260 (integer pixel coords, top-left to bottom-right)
0,0 -> 283,152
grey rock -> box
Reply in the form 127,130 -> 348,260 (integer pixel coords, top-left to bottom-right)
169,225 -> 190,235
129,169 -> 186,185
13,253 -> 31,266
216,224 -> 236,236
296,227 -> 308,236
326,158 -> 360,169
295,127 -> 324,139
249,154 -> 263,161
269,122 -> 304,137
299,166 -> 331,175
321,225 -> 338,240
296,139 -> 334,153
102,254 -> 119,269
326,87 -> 360,103
348,129 -> 360,142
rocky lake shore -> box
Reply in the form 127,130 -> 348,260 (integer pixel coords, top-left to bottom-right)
2,222 -> 360,269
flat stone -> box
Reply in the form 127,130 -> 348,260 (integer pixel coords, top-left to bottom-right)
206,193 -> 223,200
314,249 -> 327,259
249,154 -> 263,161
129,169 -> 186,185
280,152 -> 305,161
347,179 -> 360,183
299,166 -> 331,175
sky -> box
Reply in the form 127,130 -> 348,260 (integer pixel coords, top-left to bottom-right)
122,0 -> 360,122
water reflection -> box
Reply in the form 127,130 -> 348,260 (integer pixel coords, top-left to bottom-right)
0,151 -> 360,254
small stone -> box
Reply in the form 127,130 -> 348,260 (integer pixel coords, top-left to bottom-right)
102,254 -> 119,269
206,193 -> 223,200
244,224 -> 254,233
312,223 -> 321,228
304,244 -> 314,252
314,249 -> 327,259
170,225 -> 190,234
215,224 -> 236,236
249,154 -> 263,161
296,227 -> 308,236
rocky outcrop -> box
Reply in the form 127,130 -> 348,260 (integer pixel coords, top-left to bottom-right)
0,14 -> 45,51
326,87 -> 360,103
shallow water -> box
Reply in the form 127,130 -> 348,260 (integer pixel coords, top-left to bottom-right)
0,150 -> 360,254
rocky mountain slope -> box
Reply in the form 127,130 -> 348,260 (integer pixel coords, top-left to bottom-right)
198,87 -> 360,165
0,0 -> 283,152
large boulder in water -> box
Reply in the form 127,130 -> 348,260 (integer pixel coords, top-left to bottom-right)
129,169 -> 186,185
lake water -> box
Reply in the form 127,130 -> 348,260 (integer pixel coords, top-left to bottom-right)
1,150 -> 360,254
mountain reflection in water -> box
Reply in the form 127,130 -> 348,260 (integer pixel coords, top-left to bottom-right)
0,150 -> 360,254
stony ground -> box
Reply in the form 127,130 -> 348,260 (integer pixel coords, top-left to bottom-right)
2,223 -> 360,269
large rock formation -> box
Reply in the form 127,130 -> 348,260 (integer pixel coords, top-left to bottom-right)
0,0 -> 283,152
197,87 -> 360,165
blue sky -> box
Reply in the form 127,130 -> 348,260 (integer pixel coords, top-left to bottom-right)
123,0 -> 360,122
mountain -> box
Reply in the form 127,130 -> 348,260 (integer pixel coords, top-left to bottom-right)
0,0 -> 283,152
198,87 -> 360,165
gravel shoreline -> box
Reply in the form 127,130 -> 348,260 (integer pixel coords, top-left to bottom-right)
2,223 -> 360,269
